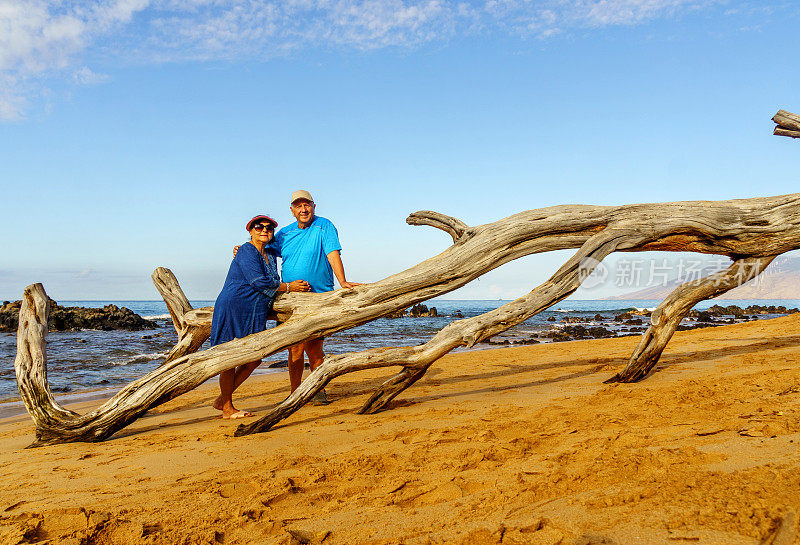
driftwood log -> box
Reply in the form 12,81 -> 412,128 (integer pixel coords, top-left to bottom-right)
606,255 -> 775,383
151,268 -> 212,364
773,109 -> 800,139
14,193 -> 800,446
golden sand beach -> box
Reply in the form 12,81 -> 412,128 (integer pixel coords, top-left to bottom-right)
2,314 -> 800,544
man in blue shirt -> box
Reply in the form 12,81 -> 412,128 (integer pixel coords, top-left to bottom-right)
277,190 -> 361,402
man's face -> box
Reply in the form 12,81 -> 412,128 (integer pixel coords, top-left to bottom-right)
290,199 -> 315,224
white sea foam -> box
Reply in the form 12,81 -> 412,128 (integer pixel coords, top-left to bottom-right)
142,314 -> 171,320
634,307 -> 656,312
110,353 -> 167,366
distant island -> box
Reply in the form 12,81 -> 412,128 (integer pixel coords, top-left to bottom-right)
605,256 -> 800,300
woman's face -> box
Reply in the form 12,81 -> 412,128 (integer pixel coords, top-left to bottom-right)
249,223 -> 274,245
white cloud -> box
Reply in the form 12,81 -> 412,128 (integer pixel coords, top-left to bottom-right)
325,0 -> 450,47
0,91 -> 24,121
0,0 -> 725,119
142,0 -> 454,59
580,0 -> 701,26
0,0 -> 150,119
479,0 -> 710,35
73,66 -> 110,85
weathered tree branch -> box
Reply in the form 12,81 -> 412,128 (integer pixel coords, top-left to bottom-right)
15,194 -> 800,445
236,228 -> 640,434
14,289 -> 79,427
773,109 -> 800,131
152,268 -> 213,364
775,127 -> 800,139
406,210 -> 468,242
773,110 -> 800,138
606,255 -> 777,383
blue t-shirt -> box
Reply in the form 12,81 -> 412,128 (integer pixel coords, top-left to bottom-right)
274,216 -> 342,293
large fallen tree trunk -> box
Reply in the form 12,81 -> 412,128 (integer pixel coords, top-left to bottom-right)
15,194 -> 800,446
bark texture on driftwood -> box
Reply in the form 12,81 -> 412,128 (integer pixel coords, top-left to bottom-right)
15,194 -> 800,445
14,291 -> 79,427
151,268 -> 213,364
773,109 -> 800,139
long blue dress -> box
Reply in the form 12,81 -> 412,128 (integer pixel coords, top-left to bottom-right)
209,242 -> 280,346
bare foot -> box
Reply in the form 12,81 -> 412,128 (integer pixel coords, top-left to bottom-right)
212,395 -> 224,411
222,410 -> 253,420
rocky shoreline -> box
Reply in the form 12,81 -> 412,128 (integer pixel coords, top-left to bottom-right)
2,300 -> 796,345
0,300 -> 157,333
480,303 -> 800,346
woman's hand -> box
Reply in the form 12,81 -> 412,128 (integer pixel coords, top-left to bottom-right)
286,280 -> 311,292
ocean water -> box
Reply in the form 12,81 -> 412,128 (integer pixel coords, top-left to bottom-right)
1,298 -> 797,405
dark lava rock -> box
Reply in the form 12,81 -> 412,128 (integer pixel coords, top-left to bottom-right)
0,299 -> 157,332
480,337 -> 539,346
564,325 -> 615,339
709,304 -> 745,317
409,303 -> 437,317
384,304 -> 439,319
544,325 -> 615,342
695,311 -> 713,322
0,301 -> 22,331
481,338 -> 511,345
687,304 -> 799,319
543,331 -> 571,342
562,316 -> 586,323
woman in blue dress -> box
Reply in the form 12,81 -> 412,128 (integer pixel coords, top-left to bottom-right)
210,214 -> 310,419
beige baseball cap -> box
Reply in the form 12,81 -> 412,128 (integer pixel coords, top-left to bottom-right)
290,190 -> 314,204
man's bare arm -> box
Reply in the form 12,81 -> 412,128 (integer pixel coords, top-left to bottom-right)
327,250 -> 362,289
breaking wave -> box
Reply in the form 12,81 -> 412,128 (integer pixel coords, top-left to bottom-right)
109,353 -> 167,366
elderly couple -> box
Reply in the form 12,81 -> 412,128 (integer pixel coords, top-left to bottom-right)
209,190 -> 361,419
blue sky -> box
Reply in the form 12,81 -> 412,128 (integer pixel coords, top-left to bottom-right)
1,0 -> 799,301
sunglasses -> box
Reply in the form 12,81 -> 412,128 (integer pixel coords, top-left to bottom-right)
252,223 -> 274,232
